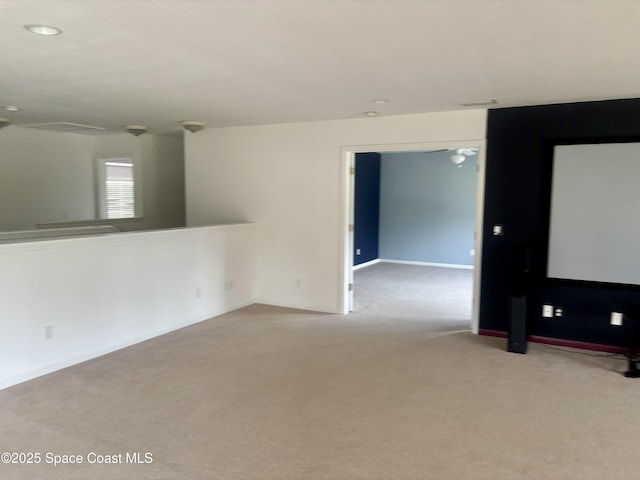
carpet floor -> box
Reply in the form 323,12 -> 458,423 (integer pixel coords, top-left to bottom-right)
1,265 -> 639,479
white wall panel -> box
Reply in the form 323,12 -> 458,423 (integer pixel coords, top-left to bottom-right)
185,111 -> 486,313
0,224 -> 255,389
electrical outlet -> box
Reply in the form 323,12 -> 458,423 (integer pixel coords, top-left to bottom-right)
554,307 -> 564,317
542,305 -> 553,318
611,312 -> 623,326
44,325 -> 54,340
356,249 -> 361,255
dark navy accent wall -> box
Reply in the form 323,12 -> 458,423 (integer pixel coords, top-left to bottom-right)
354,153 -> 381,266
481,98 -> 640,348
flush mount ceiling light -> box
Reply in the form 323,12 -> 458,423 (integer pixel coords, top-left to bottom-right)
0,118 -> 11,129
372,99 -> 390,104
180,121 -> 205,133
124,125 -> 147,136
4,106 -> 20,112
24,24 -> 62,36
363,111 -> 378,117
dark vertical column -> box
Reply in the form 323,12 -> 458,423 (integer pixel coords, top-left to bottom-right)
354,153 -> 381,266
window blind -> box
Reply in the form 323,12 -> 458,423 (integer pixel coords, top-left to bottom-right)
104,161 -> 135,219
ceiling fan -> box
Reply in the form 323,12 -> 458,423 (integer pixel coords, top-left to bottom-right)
449,148 -> 478,167
424,148 -> 478,166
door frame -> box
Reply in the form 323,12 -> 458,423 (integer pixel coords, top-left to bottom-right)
339,140 -> 486,334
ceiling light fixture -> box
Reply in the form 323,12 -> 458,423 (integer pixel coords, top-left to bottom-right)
4,106 -> 20,112
0,118 -> 11,129
372,99 -> 390,104
180,121 -> 205,133
24,24 -> 62,36
450,153 -> 466,167
124,125 -> 147,136
363,111 -> 378,117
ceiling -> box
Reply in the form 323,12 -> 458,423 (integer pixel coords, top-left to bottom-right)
2,0 -> 640,135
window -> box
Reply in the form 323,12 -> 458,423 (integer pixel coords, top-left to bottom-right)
97,157 -> 136,219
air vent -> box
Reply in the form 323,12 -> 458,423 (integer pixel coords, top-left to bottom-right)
21,122 -> 105,132
461,99 -> 498,107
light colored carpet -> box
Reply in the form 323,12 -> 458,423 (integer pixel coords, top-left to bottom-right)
353,262 -> 472,326
1,265 -> 639,479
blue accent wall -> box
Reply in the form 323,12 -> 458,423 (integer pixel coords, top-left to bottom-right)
379,151 -> 477,266
481,98 -> 640,348
353,153 -> 381,265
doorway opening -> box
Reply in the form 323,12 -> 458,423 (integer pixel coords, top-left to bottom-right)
340,141 -> 486,334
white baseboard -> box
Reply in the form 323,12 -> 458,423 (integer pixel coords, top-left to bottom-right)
353,258 -> 381,270
0,302 -> 254,391
378,259 -> 474,270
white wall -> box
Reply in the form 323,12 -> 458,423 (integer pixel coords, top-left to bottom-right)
140,134 -> 186,229
0,129 -> 185,233
185,110 -> 487,313
0,223 -> 255,389
94,133 -> 186,230
0,127 -> 96,231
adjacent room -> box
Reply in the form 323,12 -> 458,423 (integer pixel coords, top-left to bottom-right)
352,149 -> 478,332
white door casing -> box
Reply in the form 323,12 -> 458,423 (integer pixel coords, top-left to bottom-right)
340,140 -> 486,334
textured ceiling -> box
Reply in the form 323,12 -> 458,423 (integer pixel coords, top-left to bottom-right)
1,0 -> 640,135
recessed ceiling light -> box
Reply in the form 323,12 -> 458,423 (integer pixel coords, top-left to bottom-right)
372,99 -> 390,104
4,106 -> 20,112
363,111 -> 379,117
24,24 -> 62,36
